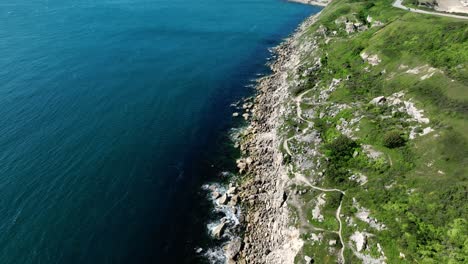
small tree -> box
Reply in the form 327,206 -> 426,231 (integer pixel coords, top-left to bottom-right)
383,130 -> 406,148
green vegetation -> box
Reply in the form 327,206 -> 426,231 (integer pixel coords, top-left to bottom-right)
324,135 -> 359,184
289,0 -> 468,263
383,130 -> 406,148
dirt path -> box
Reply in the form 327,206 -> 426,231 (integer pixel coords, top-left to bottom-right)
292,166 -> 346,263
285,89 -> 347,263
295,89 -> 314,123
336,200 -> 345,263
283,138 -> 294,157
393,0 -> 468,20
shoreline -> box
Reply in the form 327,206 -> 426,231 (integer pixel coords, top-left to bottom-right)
203,11 -> 324,263
203,2 -> 327,263
235,14 -> 321,263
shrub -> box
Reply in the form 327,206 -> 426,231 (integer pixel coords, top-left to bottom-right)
324,135 -> 359,184
325,135 -> 359,160
383,130 -> 406,148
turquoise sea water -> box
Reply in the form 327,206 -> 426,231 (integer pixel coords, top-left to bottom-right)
0,0 -> 319,263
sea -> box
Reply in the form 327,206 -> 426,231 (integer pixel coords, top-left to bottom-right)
0,0 -> 320,263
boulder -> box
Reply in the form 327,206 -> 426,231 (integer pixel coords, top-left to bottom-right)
212,191 -> 221,200
217,193 -> 228,205
236,159 -> 247,173
225,237 -> 242,260
227,186 -> 237,195
351,232 -> 367,252
370,96 -> 386,105
229,195 -> 239,206
345,22 -> 355,34
212,222 -> 226,238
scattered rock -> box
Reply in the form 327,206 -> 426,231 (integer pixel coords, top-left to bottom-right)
212,221 -> 226,238
361,52 -> 381,66
236,159 -> 247,173
345,22 -> 356,34
304,255 -> 313,264
229,195 -> 240,206
212,191 -> 221,200
225,237 -> 242,260
227,186 -> 237,195
233,112 -> 239,117
312,193 -> 326,222
217,193 -> 228,205
370,96 -> 386,105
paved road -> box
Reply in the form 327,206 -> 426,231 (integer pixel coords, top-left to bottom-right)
393,0 -> 468,20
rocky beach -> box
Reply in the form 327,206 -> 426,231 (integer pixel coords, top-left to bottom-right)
204,12 -> 324,264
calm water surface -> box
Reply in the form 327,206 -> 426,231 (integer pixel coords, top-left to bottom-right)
0,0 -> 319,263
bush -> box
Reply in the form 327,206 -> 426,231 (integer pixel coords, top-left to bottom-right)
383,130 -> 406,148
324,135 -> 359,184
325,135 -> 359,160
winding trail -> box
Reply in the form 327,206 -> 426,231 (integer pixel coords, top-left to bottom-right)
393,0 -> 468,20
295,89 -> 314,123
285,89 -> 347,263
294,172 -> 346,263
283,138 -> 293,157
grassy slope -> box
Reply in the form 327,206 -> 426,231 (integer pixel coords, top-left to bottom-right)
291,0 -> 467,263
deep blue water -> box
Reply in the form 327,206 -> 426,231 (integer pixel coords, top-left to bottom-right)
0,0 -> 319,263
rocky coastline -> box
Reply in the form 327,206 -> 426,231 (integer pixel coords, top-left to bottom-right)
202,1 -> 468,263
203,12 -> 324,264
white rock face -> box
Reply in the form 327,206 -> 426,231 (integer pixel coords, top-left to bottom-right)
350,231 -> 367,252
311,194 -> 326,222
405,65 -> 441,80
386,91 -> 431,125
403,101 -> 430,124
370,96 -> 386,105
361,52 -> 381,66
353,198 -> 386,230
349,173 -> 368,186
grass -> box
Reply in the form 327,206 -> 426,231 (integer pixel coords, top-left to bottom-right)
288,0 -> 468,263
